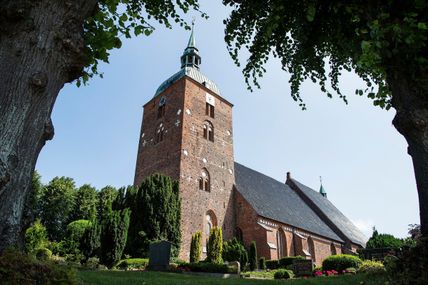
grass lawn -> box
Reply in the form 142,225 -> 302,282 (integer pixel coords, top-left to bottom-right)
77,270 -> 388,285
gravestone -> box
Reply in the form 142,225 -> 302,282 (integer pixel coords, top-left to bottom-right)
292,259 -> 313,277
148,240 -> 172,271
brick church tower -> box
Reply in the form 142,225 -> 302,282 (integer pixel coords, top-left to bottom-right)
134,26 -> 235,260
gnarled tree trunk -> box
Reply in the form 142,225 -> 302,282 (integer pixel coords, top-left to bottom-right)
0,0 -> 98,252
390,71 -> 428,237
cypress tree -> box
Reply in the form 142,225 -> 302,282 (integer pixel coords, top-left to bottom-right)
190,231 -> 202,263
207,227 -> 223,264
249,241 -> 258,271
80,219 -> 101,261
99,208 -> 131,268
126,174 -> 181,257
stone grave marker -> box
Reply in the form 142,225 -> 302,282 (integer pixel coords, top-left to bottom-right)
148,240 -> 172,271
292,259 -> 313,277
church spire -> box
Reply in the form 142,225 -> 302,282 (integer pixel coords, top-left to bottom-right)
181,21 -> 201,69
319,176 -> 327,198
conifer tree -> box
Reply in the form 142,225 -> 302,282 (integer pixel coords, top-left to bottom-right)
190,231 -> 202,263
99,209 -> 131,268
249,241 -> 258,271
207,227 -> 223,264
126,174 -> 181,257
80,219 -> 101,261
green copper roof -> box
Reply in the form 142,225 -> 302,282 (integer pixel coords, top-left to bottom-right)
319,184 -> 326,195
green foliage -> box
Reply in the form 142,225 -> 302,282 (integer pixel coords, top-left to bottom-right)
97,186 -> 118,218
207,227 -> 223,264
366,228 -> 405,249
322,254 -> 362,272
274,269 -> 294,279
79,0 -> 208,86
80,219 -> 102,261
224,0 -> 428,109
185,262 -> 236,274
116,258 -> 149,270
357,260 -> 386,275
126,175 -> 181,257
190,231 -> 202,263
259,257 -> 266,270
25,219 -> 48,253
72,184 -> 98,221
64,219 -> 92,257
39,177 -> 76,241
222,238 -> 248,266
0,248 -> 76,284
35,248 -> 52,261
99,208 -> 131,268
278,256 -> 305,268
266,259 -> 279,270
249,241 -> 257,271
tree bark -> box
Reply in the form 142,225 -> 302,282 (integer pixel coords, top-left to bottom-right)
0,0 -> 98,252
390,71 -> 428,237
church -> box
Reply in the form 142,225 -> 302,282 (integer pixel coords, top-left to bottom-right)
133,28 -> 367,265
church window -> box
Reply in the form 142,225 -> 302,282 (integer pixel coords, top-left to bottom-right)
199,168 -> 210,192
155,124 -> 165,144
157,97 -> 166,119
276,228 -> 287,258
206,102 -> 215,118
205,210 -> 217,237
203,121 -> 214,142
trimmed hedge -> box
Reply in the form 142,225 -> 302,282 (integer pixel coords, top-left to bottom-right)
185,262 -> 237,274
259,257 -> 266,270
266,259 -> 279,269
279,256 -> 305,268
274,269 -> 294,279
357,260 -> 386,275
322,254 -> 362,271
116,258 -> 149,270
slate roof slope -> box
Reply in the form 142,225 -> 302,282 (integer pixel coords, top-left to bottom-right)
291,179 -> 368,247
234,162 -> 343,242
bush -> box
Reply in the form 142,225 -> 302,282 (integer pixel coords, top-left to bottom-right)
184,262 -> 237,273
358,260 -> 386,275
116,258 -> 149,270
190,231 -> 202,263
249,241 -> 257,271
64,219 -> 92,257
274,269 -> 294,279
222,238 -> 248,267
35,248 -> 52,261
25,219 -> 48,253
322,254 -> 362,271
259,257 -> 266,270
0,248 -> 76,284
82,257 -> 100,270
279,256 -> 305,268
207,227 -> 223,264
266,259 -> 279,269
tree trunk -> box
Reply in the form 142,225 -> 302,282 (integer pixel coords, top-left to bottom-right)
0,0 -> 98,252
390,72 -> 428,237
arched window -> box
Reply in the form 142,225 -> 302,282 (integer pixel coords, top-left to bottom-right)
330,243 -> 337,255
157,97 -> 166,119
203,121 -> 214,142
198,168 -> 210,192
155,123 -> 165,144
308,236 -> 316,262
276,228 -> 287,258
236,227 -> 243,242
205,210 -> 217,237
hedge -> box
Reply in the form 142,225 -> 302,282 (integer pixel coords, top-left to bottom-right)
184,262 -> 237,274
116,258 -> 149,270
322,254 -> 362,271
274,269 -> 294,279
279,256 -> 305,268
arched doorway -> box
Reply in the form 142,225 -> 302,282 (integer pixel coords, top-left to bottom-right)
236,227 -> 243,242
205,210 -> 218,237
276,228 -> 287,258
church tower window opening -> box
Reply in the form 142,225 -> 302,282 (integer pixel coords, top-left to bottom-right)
203,121 -> 214,142
199,168 -> 210,192
206,102 -> 215,118
157,97 -> 166,119
155,123 -> 165,144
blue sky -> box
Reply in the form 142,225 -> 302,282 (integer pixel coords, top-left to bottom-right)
36,1 -> 418,238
